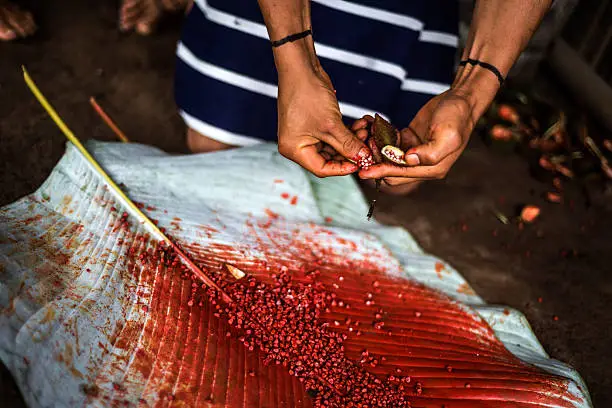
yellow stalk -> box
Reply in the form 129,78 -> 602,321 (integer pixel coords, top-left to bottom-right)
22,66 -> 230,302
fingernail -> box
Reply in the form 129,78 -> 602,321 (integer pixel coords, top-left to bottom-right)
354,147 -> 373,169
405,153 -> 420,166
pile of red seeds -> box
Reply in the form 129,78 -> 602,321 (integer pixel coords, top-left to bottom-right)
140,241 -> 413,407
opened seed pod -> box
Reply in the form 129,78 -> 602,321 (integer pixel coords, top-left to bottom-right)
369,114 -> 406,166
381,145 -> 407,165
365,114 -> 408,220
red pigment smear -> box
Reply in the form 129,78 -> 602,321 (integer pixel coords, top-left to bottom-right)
91,214 -> 581,408
434,262 -> 445,279
274,179 -> 284,184
264,209 -> 279,220
281,193 -> 290,200
290,196 -> 298,206
10,197 -> 574,407
324,217 -> 333,224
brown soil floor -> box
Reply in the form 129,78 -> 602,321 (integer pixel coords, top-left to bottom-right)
1,1 -> 611,406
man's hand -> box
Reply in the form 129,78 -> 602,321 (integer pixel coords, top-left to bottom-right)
276,61 -> 370,177
357,89 -> 476,185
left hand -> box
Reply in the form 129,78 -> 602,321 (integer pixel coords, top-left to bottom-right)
357,89 -> 478,186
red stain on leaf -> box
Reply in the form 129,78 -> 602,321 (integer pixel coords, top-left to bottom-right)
456,282 -> 476,296
264,209 -> 279,219
434,262 -> 445,279
10,206 -> 579,407
93,219 -> 580,407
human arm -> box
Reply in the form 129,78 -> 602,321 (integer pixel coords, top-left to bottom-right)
257,0 -> 372,177
358,0 -> 553,184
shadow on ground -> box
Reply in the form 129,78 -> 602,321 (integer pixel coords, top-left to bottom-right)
1,1 -> 611,406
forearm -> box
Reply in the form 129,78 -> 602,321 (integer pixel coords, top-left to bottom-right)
257,0 -> 318,79
453,0 -> 552,118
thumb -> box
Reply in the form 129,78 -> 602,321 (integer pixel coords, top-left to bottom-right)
325,123 -> 373,166
404,125 -> 461,166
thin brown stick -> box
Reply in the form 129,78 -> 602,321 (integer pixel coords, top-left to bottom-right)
89,97 -> 130,143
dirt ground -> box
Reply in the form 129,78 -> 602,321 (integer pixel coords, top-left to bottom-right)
1,1 -> 611,406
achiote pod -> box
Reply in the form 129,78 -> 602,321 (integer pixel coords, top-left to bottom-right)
368,114 -> 407,166
365,114 -> 409,220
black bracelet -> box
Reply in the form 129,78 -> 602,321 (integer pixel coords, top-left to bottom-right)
270,29 -> 312,48
459,58 -> 505,87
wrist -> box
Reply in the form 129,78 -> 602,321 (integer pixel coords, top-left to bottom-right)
451,62 -> 501,120
273,36 -> 320,82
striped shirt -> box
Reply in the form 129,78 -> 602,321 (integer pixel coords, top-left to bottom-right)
175,0 -> 459,146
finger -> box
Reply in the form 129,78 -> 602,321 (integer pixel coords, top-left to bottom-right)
358,156 -> 454,180
355,128 -> 369,142
331,152 -> 346,162
351,115 -> 374,131
322,122 -> 372,166
297,145 -> 359,177
404,123 -> 462,167
320,150 -> 332,161
399,126 -> 422,150
321,143 -> 337,156
382,177 -> 420,186
120,0 -> 143,30
319,144 -> 345,162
